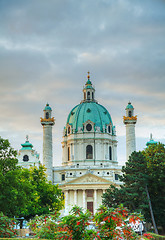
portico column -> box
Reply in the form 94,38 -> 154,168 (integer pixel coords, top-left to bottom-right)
94,189 -> 97,214
65,190 -> 69,215
83,189 -> 86,211
74,189 -> 77,206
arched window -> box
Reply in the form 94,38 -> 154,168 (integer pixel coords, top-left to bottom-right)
68,126 -> 70,134
87,91 -> 90,100
23,155 -> 29,162
108,125 -> 111,133
84,92 -> 86,100
92,92 -> 94,100
68,147 -> 70,161
86,145 -> 93,159
62,174 -> 65,181
46,112 -> 49,119
129,111 -> 132,117
109,146 -> 112,160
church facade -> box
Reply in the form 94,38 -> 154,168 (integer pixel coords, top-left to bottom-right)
18,74 -> 138,215
41,74 -> 137,215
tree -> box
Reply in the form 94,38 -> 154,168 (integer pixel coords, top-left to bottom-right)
0,137 -> 18,174
143,143 -> 165,233
103,144 -> 165,233
0,137 -> 29,218
0,136 -> 64,223
21,165 -> 64,219
103,151 -> 149,213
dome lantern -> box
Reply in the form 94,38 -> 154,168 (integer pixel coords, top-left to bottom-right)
83,72 -> 96,102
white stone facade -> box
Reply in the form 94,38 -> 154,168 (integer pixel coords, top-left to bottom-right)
42,125 -> 54,182
123,102 -> 137,160
17,136 -> 40,169
125,123 -> 136,160
52,77 -> 123,215
41,104 -> 55,183
62,128 -> 117,166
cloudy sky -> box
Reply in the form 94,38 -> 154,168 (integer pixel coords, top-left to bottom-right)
0,0 -> 165,166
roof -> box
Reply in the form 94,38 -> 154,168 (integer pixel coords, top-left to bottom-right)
146,134 -> 157,147
66,101 -> 114,133
44,103 -> 52,111
126,102 -> 134,109
21,140 -> 33,150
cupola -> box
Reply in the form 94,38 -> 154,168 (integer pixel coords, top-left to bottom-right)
125,102 -> 134,117
43,103 -> 52,119
146,133 -> 157,147
21,135 -> 33,150
83,72 -> 96,102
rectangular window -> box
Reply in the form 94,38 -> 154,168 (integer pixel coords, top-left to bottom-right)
115,174 -> 118,181
62,174 -> 65,181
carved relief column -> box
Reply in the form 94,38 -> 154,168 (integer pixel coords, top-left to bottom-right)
83,189 -> 86,211
94,189 -> 97,214
74,189 -> 77,205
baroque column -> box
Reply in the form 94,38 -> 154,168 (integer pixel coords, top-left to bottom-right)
94,189 -> 97,214
83,189 -> 86,211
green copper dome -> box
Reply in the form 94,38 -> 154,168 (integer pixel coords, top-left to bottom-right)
146,134 -> 157,147
66,102 -> 114,134
126,102 -> 134,109
44,103 -> 52,111
20,136 -> 33,150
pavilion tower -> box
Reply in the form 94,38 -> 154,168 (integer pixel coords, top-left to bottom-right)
123,102 -> 137,160
40,103 -> 55,182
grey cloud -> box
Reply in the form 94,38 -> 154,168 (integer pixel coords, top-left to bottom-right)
0,0 -> 165,164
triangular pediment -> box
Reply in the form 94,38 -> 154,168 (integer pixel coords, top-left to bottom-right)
65,173 -> 113,185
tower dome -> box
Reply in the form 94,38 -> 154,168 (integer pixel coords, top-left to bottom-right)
62,74 -> 117,166
66,102 -> 114,134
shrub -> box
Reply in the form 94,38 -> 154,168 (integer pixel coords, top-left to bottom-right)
0,212 -> 17,238
94,205 -> 142,240
143,233 -> 154,239
148,233 -> 165,240
29,205 -> 143,240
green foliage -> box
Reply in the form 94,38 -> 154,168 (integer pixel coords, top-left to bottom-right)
0,136 -> 64,221
62,206 -> 94,240
0,137 -> 18,175
146,232 -> 165,240
0,137 -> 29,218
143,143 -> 165,231
103,144 -> 165,232
0,212 -> 17,238
29,205 -> 142,240
94,205 -> 141,240
29,206 -> 96,240
21,165 -> 64,219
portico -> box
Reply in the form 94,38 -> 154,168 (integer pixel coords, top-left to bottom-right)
61,173 -> 117,215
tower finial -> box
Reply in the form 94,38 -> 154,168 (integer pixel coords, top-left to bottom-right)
26,135 -> 29,142
150,133 -> 153,140
87,71 -> 90,80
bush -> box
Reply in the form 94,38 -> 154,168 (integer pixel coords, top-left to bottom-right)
94,205 -> 142,240
30,205 -> 143,240
143,233 -> 154,239
0,213 -> 17,238
149,233 -> 165,240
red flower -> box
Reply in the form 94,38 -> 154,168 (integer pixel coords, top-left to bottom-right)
77,221 -> 80,225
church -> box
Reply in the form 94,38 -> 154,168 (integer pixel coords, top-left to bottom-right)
18,73 -> 138,215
